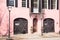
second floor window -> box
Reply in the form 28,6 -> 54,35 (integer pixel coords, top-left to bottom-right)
22,0 -> 26,7
31,0 -> 40,13
42,0 -> 47,9
7,0 -> 18,7
7,0 -> 14,6
51,0 -> 56,9
22,0 -> 29,8
33,0 -> 38,8
42,0 -> 59,9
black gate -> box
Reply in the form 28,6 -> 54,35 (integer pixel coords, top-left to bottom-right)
43,18 -> 54,33
14,18 -> 28,34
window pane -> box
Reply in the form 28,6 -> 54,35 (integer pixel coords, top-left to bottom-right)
22,0 -> 26,1
51,0 -> 56,9
44,0 -> 47,8
42,0 -> 47,9
9,0 -> 14,6
22,0 -> 26,7
22,2 -> 26,7
34,3 -> 37,8
33,0 -> 38,8
34,0 -> 37,2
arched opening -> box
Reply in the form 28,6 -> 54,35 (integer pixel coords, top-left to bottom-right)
33,18 -> 38,33
14,18 -> 28,34
43,18 -> 54,33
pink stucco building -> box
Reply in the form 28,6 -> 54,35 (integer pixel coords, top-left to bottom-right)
0,0 -> 60,36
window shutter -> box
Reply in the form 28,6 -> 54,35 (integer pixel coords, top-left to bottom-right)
15,0 -> 18,7
48,0 -> 51,9
7,0 -> 9,6
42,0 -> 44,9
27,0 -> 29,8
39,0 -> 42,12
31,0 -> 33,12
57,0 -> 59,9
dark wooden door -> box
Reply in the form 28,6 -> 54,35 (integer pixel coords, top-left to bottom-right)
43,18 -> 54,33
14,18 -> 28,34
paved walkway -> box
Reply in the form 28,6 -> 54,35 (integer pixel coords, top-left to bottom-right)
0,33 -> 60,40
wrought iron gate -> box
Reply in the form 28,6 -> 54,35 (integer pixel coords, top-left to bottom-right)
43,18 -> 54,33
14,18 -> 28,34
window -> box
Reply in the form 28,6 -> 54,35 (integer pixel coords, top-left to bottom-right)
22,0 -> 29,8
49,0 -> 59,9
42,0 -> 47,9
22,0 -> 26,7
44,0 -> 47,8
31,0 -> 41,13
51,0 -> 56,9
7,0 -> 18,7
33,0 -> 38,8
42,0 -> 59,9
7,0 -> 14,6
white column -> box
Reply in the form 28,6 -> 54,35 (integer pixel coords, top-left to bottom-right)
55,0 -> 57,9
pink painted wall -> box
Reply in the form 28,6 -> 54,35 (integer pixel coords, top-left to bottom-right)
44,9 -> 59,33
59,0 -> 60,32
0,0 -> 60,36
0,0 -> 33,36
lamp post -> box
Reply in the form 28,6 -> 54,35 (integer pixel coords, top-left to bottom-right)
41,13 -> 44,36
6,6 -> 13,40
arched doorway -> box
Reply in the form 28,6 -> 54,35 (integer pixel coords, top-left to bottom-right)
14,18 -> 28,34
33,18 -> 38,33
43,18 -> 54,33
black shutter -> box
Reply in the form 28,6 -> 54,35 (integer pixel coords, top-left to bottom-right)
57,0 -> 59,9
15,0 -> 18,7
27,0 -> 29,8
31,0 -> 33,12
42,0 -> 44,9
51,0 -> 53,9
39,0 -> 42,12
7,0 -> 9,6
48,0 -> 50,9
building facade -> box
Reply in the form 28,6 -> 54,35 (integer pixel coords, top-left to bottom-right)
0,0 -> 60,36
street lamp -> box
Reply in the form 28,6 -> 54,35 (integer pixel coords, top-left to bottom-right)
6,0 -> 14,40
41,13 -> 44,36
6,6 -> 13,40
